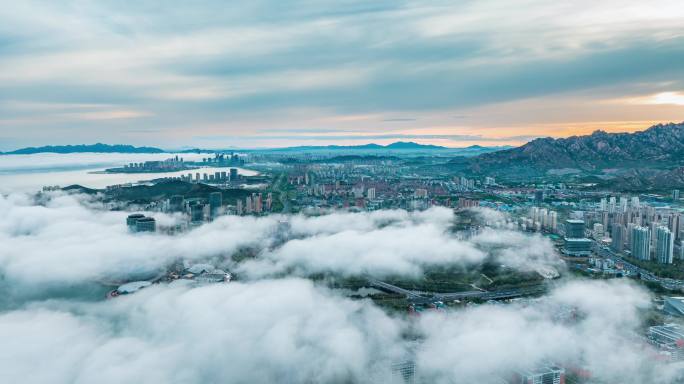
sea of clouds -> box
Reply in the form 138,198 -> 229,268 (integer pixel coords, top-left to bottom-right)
0,190 -> 682,383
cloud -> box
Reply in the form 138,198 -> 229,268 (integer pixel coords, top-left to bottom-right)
0,193 -> 560,297
241,215 -> 485,277
416,280 -> 683,383
2,1 -> 684,147
0,192 -> 276,290
470,229 -> 563,277
0,188 -> 683,382
617,91 -> 684,106
236,207 -> 563,278
0,276 -> 681,383
0,279 -> 405,384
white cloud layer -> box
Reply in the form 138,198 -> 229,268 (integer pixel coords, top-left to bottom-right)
0,194 -> 562,290
0,191 -> 683,382
0,279 -> 404,384
0,277 -> 681,383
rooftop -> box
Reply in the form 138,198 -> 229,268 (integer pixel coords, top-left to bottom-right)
117,281 -> 152,294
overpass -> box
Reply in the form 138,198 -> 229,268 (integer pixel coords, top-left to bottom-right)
368,279 -> 425,299
368,279 -> 545,303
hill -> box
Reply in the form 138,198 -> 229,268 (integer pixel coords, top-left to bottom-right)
4,143 -> 165,154
458,122 -> 684,182
243,142 -> 511,156
103,180 -> 252,204
247,141 -> 444,152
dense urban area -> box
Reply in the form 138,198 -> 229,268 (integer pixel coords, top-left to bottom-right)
26,126 -> 684,384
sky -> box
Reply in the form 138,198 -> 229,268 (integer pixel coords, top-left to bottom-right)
1,1 -> 684,150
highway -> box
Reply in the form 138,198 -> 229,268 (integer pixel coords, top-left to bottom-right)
592,241 -> 684,290
272,173 -> 291,213
368,278 -> 545,303
368,279 -> 424,299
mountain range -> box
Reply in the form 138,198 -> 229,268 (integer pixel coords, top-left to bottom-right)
259,141 -> 447,151
3,141 -> 510,155
2,143 -> 165,155
241,141 -> 513,154
470,122 -> 684,170
454,122 -> 684,189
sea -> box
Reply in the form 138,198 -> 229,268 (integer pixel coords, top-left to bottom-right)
0,152 -> 258,193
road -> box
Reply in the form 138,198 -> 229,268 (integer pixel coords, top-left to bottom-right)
368,279 -> 424,299
592,241 -> 684,290
272,173 -> 291,213
368,278 -> 545,303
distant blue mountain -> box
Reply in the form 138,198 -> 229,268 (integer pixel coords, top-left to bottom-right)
243,141 -> 512,154
384,141 -> 446,150
3,141 -> 513,155
245,141 -> 461,152
3,143 -> 165,154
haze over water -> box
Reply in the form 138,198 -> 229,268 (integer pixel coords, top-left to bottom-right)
0,153 -> 257,192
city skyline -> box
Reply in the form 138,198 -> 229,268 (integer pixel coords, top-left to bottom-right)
2,1 -> 684,150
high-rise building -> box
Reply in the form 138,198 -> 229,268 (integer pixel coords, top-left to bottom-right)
563,238 -> 593,256
190,203 -> 205,223
209,192 -> 222,218
126,213 -> 145,231
230,168 -> 238,181
609,196 -> 617,213
565,219 -> 585,238
674,189 -> 681,201
253,193 -> 263,213
548,211 -> 558,232
670,214 -> 682,241
631,226 -> 651,261
656,226 -> 675,264
627,222 -> 637,249
366,187 -> 376,200
593,223 -> 604,239
539,208 -> 548,228
169,195 -> 184,212
611,225 -> 625,252
631,196 -> 640,209
135,217 -> 156,232
508,364 -> 565,384
457,197 -> 479,209
619,196 -> 628,212
391,360 -> 415,384
563,219 -> 592,255
127,214 -> 156,233
529,207 -> 539,222
245,196 -> 253,213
